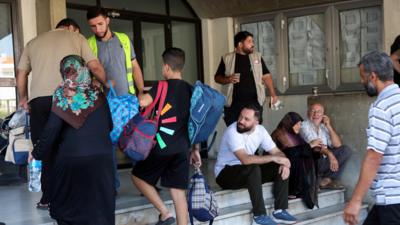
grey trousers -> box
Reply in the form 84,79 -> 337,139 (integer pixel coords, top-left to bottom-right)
318,145 -> 352,180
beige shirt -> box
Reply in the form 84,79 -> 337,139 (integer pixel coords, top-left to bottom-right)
18,29 -> 97,101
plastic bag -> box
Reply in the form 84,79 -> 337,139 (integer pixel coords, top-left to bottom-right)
107,81 -> 139,145
8,109 -> 27,129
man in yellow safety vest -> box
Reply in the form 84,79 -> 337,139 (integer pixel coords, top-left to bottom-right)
87,7 -> 144,96
87,7 -> 144,192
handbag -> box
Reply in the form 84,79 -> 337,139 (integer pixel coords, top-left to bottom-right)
118,81 -> 168,161
5,113 -> 32,165
0,114 -> 11,155
106,81 -> 139,145
188,167 -> 219,225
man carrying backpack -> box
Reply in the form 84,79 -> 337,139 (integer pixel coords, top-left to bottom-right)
215,105 -> 297,225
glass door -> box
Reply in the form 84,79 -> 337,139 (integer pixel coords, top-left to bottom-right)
172,21 -> 198,84
141,22 -> 166,81
0,2 -> 16,119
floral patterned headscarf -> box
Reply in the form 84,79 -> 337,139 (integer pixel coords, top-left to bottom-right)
52,55 -> 104,129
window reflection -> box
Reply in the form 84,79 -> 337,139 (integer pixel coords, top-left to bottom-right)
172,22 -> 198,84
142,22 -> 165,81
288,14 -> 326,87
340,7 -> 382,83
241,21 -> 277,84
0,3 -> 16,118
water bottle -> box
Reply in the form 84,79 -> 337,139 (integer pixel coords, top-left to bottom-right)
270,97 -> 284,111
28,159 -> 42,192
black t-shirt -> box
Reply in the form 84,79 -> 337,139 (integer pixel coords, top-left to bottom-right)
148,79 -> 192,155
391,42 -> 400,86
215,53 -> 270,104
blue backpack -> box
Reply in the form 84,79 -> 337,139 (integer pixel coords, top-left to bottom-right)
106,81 -> 139,145
188,167 -> 219,225
188,81 -> 226,144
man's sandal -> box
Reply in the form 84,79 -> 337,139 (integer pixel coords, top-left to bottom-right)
320,180 -> 345,190
36,202 -> 49,210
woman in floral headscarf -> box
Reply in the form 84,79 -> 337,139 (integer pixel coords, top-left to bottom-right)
271,112 -> 321,209
30,55 -> 115,225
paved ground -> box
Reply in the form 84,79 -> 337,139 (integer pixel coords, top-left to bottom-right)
0,157 -> 218,225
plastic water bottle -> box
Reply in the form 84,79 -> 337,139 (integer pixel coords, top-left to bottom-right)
270,98 -> 284,111
28,159 -> 42,192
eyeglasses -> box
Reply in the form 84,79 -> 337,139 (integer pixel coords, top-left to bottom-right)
310,110 -> 323,115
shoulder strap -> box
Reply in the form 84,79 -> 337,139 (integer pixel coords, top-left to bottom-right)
207,132 -> 218,151
107,80 -> 117,98
142,81 -> 168,129
24,113 -> 30,139
154,81 -> 168,122
188,177 -> 195,225
142,81 -> 163,117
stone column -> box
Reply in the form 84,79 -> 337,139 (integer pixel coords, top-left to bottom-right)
35,0 -> 66,34
383,0 -> 400,53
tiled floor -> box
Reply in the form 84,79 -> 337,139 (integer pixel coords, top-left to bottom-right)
0,158 -> 219,225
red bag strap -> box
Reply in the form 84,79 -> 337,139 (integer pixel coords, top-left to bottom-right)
142,81 -> 168,127
142,81 -> 163,117
154,81 -> 168,127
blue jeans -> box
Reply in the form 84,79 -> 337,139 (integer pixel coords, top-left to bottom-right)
112,146 -> 120,190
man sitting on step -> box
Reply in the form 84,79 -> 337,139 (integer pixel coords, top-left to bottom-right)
214,105 -> 297,225
300,102 -> 352,189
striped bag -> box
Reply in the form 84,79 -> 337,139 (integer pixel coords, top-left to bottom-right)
188,167 -> 219,225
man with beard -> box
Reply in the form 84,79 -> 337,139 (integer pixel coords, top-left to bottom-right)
389,35 -> 400,85
87,7 -> 144,97
344,51 -> 400,225
16,18 -> 108,210
87,7 -> 144,192
214,105 -> 297,225
300,102 -> 352,189
215,31 -> 279,126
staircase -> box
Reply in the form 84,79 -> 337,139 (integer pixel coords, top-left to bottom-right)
115,182 -> 368,225
3,165 -> 368,225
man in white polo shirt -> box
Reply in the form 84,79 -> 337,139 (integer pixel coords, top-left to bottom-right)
344,51 -> 400,225
300,102 -> 352,189
215,105 -> 297,225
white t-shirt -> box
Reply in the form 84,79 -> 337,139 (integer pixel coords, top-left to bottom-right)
214,122 -> 276,177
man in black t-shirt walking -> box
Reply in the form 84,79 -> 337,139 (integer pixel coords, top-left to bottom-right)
390,35 -> 400,85
215,31 -> 279,126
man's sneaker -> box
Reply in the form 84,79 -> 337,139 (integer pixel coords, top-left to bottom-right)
272,209 -> 297,224
252,215 -> 277,225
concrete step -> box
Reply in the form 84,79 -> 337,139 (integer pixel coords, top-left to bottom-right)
195,203 -> 368,225
115,188 -> 345,225
6,188 -> 353,225
214,183 -> 273,209
295,203 -> 368,225
0,164 -> 361,225
115,184 -> 269,225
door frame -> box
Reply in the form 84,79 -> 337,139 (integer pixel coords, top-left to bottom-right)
67,2 -> 203,85
0,0 -> 22,88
